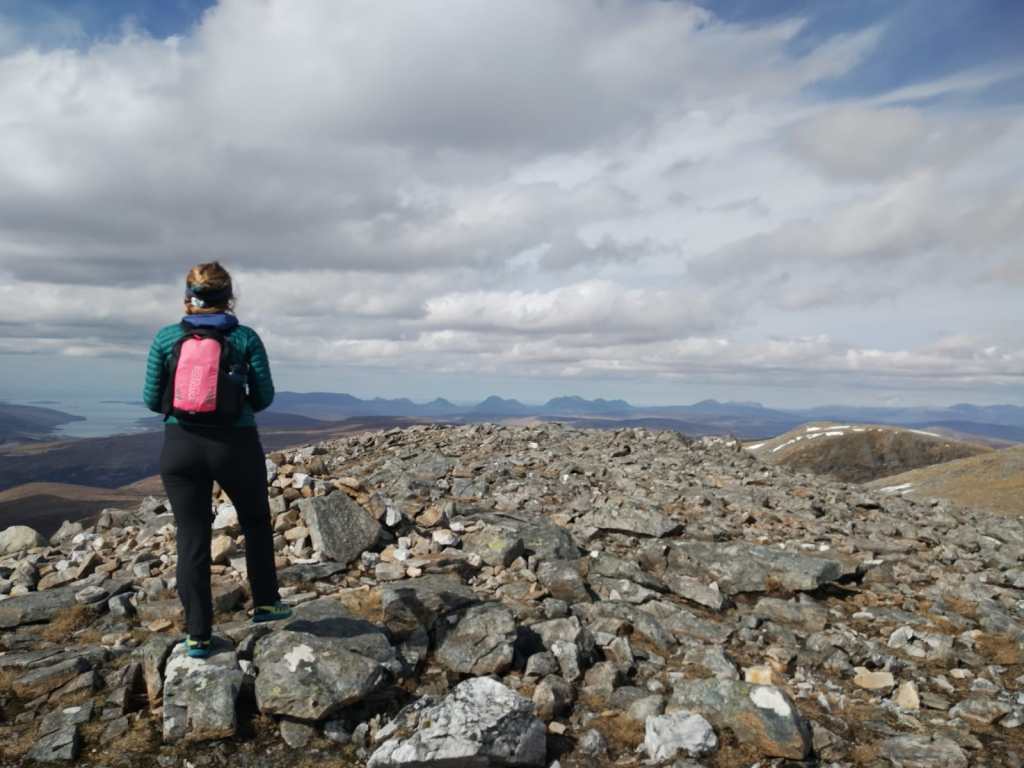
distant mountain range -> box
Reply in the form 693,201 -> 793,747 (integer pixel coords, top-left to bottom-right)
269,393 -> 1024,442
3,395 -> 1023,445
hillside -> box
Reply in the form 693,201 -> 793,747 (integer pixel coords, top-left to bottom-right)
0,483 -> 149,539
0,416 -> 421,493
867,445 -> 1024,516
0,423 -> 1021,766
746,422 -> 990,483
0,402 -> 84,443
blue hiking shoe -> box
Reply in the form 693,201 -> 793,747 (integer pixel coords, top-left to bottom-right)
182,635 -> 212,659
252,602 -> 293,623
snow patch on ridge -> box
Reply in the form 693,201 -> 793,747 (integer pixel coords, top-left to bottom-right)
879,482 -> 914,494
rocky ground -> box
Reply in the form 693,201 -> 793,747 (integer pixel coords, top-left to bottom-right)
1,423 -> 1022,767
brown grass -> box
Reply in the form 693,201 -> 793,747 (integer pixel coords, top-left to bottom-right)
0,668 -> 16,695
0,723 -> 35,762
40,604 -> 97,642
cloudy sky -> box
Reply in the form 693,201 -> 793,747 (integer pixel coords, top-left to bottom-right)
0,0 -> 1021,407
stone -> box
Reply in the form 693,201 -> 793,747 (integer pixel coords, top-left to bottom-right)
588,575 -> 658,604
948,697 -> 1012,727
27,726 -> 81,763
663,572 -> 725,611
686,646 -> 739,681
461,525 -> 525,567
550,640 -> 585,683
578,506 -> 682,538
297,493 -> 382,565
280,718 -> 316,748
13,657 -> 92,699
212,504 -> 239,532
744,665 -> 784,686
210,534 -> 235,564
853,667 -> 896,691
644,711 -> 718,760
879,735 -> 968,768
38,701 -> 94,736
626,694 -> 666,723
324,719 -> 352,745
162,639 -> 243,743
577,729 -> 607,757
533,674 -> 575,721
74,585 -> 108,604
368,677 -> 546,768
666,541 -> 846,595
435,603 -> 517,676
536,559 -> 591,604
0,524 -> 46,555
50,520 -> 85,546
752,596 -> 828,631
894,680 -> 920,710
668,679 -> 811,760
140,635 -> 177,707
282,597 -> 401,674
254,630 -> 384,721
0,583 -> 81,628
381,575 -> 478,639
530,616 -> 595,660
525,652 -> 559,679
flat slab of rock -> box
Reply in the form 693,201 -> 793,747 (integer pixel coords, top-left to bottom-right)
297,492 -> 381,566
577,506 -> 681,538
13,657 -> 92,699
667,541 -> 847,595
669,679 -> 811,760
878,734 -> 968,768
27,726 -> 81,763
0,584 -> 81,628
455,512 -> 580,563
368,677 -> 547,767
162,639 -> 243,743
254,629 -> 384,721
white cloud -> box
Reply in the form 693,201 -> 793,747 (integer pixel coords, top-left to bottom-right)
0,0 -> 1020,404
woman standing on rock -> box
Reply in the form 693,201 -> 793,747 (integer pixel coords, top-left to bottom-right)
143,262 -> 291,658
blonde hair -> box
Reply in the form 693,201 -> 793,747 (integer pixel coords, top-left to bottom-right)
184,262 -> 235,315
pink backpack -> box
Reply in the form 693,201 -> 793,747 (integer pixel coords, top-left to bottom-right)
163,325 -> 246,423
173,336 -> 221,413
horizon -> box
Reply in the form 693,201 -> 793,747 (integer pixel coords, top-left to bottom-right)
4,389 -> 1023,414
0,1 -> 1022,406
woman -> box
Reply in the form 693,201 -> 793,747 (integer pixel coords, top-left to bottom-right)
143,262 -> 291,658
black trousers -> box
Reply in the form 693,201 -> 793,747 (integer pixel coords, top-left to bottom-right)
159,424 -> 280,638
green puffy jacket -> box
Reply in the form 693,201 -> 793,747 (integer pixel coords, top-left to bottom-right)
142,316 -> 274,427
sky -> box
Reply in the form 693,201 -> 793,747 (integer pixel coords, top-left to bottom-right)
0,0 -> 1021,408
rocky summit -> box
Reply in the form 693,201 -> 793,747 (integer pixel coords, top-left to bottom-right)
0,422 -> 1022,767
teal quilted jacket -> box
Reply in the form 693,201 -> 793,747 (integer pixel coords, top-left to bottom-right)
142,316 -> 274,427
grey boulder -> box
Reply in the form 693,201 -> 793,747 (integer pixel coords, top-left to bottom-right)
644,711 -> 718,760
297,492 -> 381,566
669,679 -> 811,760
0,524 -> 46,555
435,603 -> 517,675
162,639 -> 243,743
254,629 -> 384,721
368,677 -> 547,767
